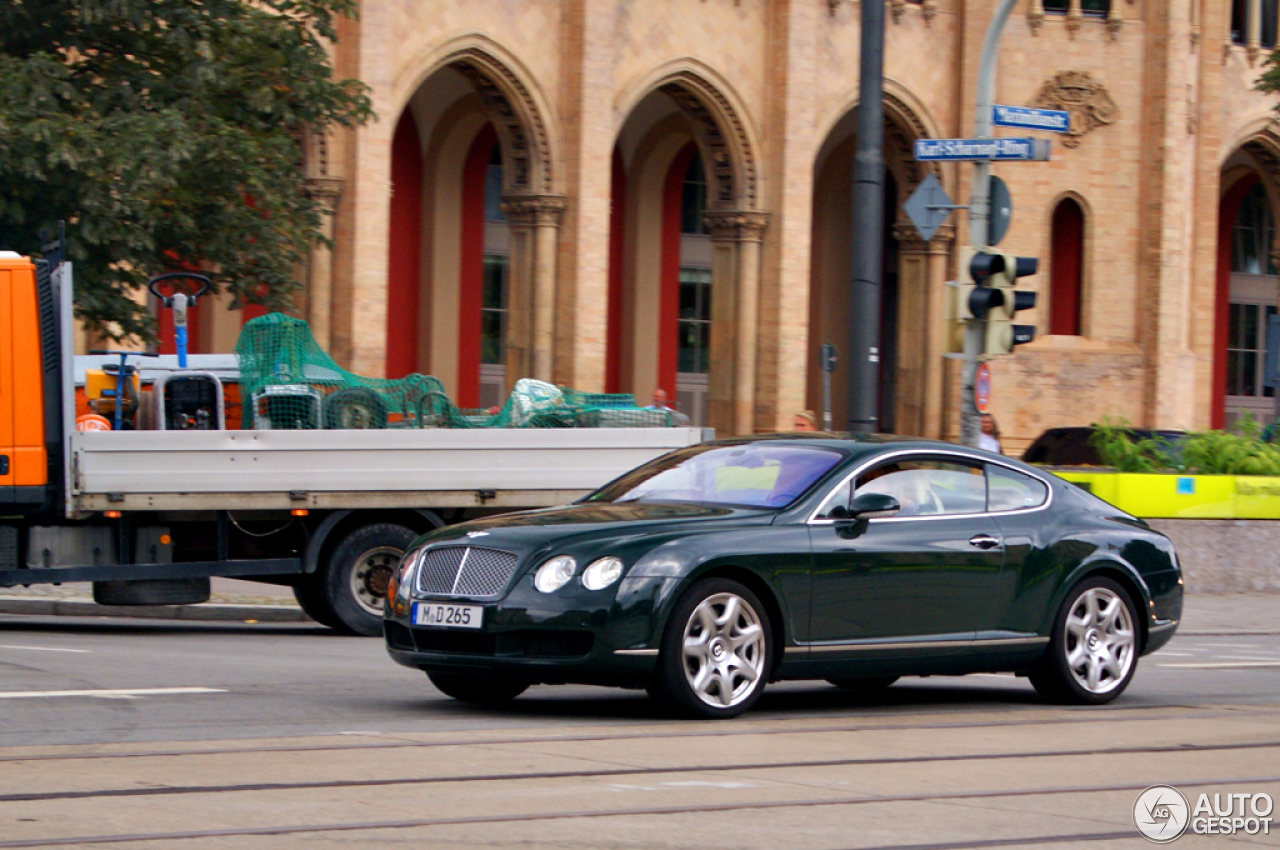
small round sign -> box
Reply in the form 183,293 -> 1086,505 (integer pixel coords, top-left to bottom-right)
975,363 -> 992,413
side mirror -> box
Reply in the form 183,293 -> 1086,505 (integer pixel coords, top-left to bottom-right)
848,492 -> 901,518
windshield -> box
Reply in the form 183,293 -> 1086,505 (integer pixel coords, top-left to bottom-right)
588,444 -> 845,509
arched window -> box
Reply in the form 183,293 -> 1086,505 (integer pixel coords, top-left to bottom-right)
1231,1 -> 1279,47
1232,182 -> 1277,275
1049,198 -> 1085,336
676,152 -> 711,425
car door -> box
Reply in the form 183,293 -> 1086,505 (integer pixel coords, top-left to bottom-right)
982,461 -> 1055,637
806,454 -> 1005,653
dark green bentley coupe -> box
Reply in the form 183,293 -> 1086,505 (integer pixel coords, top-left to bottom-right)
384,435 -> 1182,718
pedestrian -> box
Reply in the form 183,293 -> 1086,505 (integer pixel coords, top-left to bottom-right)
979,413 -> 1002,455
793,410 -> 818,432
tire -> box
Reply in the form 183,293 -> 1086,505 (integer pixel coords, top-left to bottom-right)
1029,576 -> 1140,705
93,578 -> 210,606
292,576 -> 344,630
827,676 -> 899,692
323,387 -> 388,430
427,671 -> 530,704
648,578 -> 772,719
322,523 -> 417,636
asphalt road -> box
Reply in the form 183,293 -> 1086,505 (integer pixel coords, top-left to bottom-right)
2,615 -> 1279,848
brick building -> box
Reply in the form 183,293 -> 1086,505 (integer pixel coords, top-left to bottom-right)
178,1 -> 1280,450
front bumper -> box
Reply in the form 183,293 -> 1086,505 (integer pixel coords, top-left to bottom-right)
384,575 -> 678,686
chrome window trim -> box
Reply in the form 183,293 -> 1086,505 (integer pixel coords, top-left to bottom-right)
806,448 -> 1055,525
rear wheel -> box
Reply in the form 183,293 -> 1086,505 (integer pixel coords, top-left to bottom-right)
1029,576 -> 1139,705
427,671 -> 529,704
649,578 -> 772,719
323,523 -> 417,635
292,577 -> 343,630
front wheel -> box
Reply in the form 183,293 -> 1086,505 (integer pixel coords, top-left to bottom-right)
1029,576 -> 1139,705
427,671 -> 529,704
649,578 -> 772,719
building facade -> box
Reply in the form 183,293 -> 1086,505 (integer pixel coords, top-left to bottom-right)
177,0 -> 1280,450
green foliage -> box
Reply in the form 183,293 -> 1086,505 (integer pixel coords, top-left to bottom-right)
1087,418 -> 1174,473
0,0 -> 372,340
1091,415 -> 1280,476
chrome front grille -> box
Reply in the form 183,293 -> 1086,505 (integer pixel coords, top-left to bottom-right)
414,546 -> 519,598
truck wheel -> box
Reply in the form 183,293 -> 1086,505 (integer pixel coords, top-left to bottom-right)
323,387 -> 387,430
292,576 -> 343,630
427,671 -> 529,704
323,523 -> 417,636
94,578 -> 211,606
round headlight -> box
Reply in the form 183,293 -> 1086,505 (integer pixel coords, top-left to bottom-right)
582,557 -> 624,591
534,555 -> 576,593
392,548 -> 422,604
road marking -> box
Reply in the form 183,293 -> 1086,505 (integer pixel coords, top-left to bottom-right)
0,645 -> 90,654
1158,661 -> 1280,669
0,687 -> 226,700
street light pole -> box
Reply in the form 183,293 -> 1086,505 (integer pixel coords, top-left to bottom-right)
847,0 -> 886,434
959,0 -> 1019,447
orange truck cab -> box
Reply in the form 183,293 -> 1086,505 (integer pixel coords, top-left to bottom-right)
0,252 -> 58,514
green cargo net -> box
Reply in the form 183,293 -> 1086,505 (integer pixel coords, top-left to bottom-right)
233,313 -> 678,429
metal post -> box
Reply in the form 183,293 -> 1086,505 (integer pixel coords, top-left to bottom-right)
960,0 -> 1019,447
848,0 -> 886,434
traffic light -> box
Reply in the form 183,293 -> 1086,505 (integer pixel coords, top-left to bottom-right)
982,252 -> 1038,356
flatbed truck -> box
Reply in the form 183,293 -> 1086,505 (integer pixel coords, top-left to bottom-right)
0,253 -> 707,634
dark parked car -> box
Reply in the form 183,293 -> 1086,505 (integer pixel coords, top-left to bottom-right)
1021,426 -> 1185,467
385,435 -> 1183,718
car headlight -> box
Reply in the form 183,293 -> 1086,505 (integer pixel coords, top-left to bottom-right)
582,557 -> 624,591
389,548 -> 422,607
534,555 -> 576,593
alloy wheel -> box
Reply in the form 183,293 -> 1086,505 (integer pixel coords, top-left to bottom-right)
1063,586 -> 1135,695
681,592 -> 766,708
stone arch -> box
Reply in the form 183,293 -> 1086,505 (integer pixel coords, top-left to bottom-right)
394,34 -> 560,196
617,60 -> 762,211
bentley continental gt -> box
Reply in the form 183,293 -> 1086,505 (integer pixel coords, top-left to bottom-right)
384,435 -> 1183,718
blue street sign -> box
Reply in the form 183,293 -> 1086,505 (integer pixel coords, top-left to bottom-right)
992,105 -> 1070,133
914,137 -> 1051,162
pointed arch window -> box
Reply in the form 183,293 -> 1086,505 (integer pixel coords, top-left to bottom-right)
1050,197 -> 1085,336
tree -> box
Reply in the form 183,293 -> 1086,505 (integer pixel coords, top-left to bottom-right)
0,0 -> 372,341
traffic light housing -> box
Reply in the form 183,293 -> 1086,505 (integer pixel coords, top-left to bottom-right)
947,249 -> 1039,355
983,252 -> 1038,355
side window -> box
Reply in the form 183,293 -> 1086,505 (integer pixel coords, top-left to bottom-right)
853,457 -> 986,517
987,465 -> 1049,512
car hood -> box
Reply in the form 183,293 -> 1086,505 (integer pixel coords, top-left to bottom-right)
414,502 -> 774,553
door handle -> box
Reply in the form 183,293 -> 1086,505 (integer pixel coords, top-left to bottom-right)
968,534 -> 1000,550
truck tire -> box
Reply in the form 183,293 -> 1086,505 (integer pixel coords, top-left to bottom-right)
292,576 -> 343,630
323,523 -> 417,636
323,387 -> 388,430
93,578 -> 211,606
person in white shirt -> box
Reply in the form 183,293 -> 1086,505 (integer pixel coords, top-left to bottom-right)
978,413 -> 1002,455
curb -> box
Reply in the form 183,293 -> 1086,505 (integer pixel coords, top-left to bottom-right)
0,596 -> 313,624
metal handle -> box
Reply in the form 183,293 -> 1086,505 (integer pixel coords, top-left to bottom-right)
968,534 -> 1000,550
147,272 -> 211,307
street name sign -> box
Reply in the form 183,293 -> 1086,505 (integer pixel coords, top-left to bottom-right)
914,137 -> 1051,162
992,105 -> 1070,133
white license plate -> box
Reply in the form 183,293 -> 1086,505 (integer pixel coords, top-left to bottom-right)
412,602 -> 483,629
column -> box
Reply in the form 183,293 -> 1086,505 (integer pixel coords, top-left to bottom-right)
304,177 -> 343,351
502,194 -> 567,385
706,210 -> 770,436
